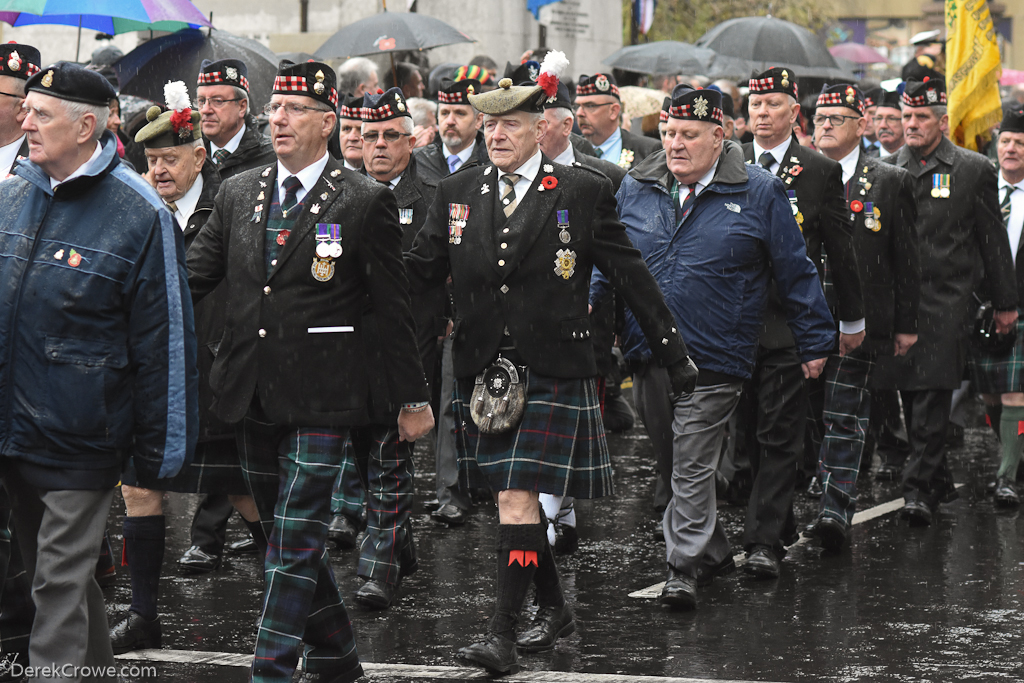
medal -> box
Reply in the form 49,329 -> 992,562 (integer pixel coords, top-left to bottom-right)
315,223 -> 342,259
329,243 -> 343,258
554,248 -> 577,279
865,217 -> 878,230
556,209 -> 570,243
316,242 -> 331,258
932,173 -> 951,198
399,208 -> 414,225
448,203 -> 470,244
311,256 -> 335,282
787,190 -> 799,217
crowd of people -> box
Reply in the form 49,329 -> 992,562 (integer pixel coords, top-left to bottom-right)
0,25 -> 1019,683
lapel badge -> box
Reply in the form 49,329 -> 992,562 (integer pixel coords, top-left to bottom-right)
484,166 -> 492,176
543,164 -> 554,173
791,156 -> 800,163
325,179 -> 336,191
448,203 -> 470,244
311,203 -> 321,214
481,184 -> 490,195
257,191 -> 265,201
54,249 -> 64,260
276,229 -> 290,246
67,249 -> 83,267
320,192 -> 329,201
259,180 -> 267,188
399,208 -> 414,225
557,209 -> 571,243
554,248 -> 577,280
261,167 -> 271,177
331,169 -> 341,177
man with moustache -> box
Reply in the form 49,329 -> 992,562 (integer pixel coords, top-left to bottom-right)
574,72 -> 660,169
874,89 -> 906,157
415,75 -> 488,185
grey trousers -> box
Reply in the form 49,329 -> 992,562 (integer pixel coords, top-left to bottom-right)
435,338 -> 471,510
7,470 -> 116,683
634,364 -> 742,576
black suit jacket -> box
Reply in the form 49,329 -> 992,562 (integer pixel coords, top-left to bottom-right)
187,155 -> 429,426
743,137 -> 864,348
572,151 -> 627,191
404,154 -> 688,380
205,118 -> 276,181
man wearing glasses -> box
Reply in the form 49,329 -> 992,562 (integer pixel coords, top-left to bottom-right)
0,43 -> 38,180
574,73 -> 660,170
196,59 -> 274,179
187,60 -> 433,683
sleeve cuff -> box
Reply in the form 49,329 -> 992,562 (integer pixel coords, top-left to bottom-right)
839,318 -> 866,335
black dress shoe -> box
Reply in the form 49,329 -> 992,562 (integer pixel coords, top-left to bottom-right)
177,545 -> 221,573
995,478 -> 1021,507
695,555 -> 736,588
806,476 -> 823,498
553,524 -> 578,556
901,499 -> 933,526
743,546 -> 780,578
431,503 -> 468,526
516,603 -> 575,652
422,498 -> 442,513
809,516 -> 848,551
354,578 -> 400,610
327,515 -> 359,550
109,611 -> 161,654
226,536 -> 258,555
457,633 -> 520,674
875,463 -> 901,481
660,566 -> 696,610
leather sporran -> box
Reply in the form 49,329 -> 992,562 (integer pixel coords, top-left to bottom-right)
470,356 -> 526,434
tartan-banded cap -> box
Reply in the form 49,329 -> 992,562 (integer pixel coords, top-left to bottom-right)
901,74 -> 946,107
862,87 -> 882,108
273,60 -> 338,108
816,83 -> 865,115
667,84 -> 723,125
0,43 -> 40,81
659,95 -> 670,123
361,86 -> 411,121
438,77 -> 480,105
748,66 -> 798,100
337,93 -> 363,120
577,73 -> 619,99
198,58 -> 249,93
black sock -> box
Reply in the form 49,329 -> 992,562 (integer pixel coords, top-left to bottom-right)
489,522 -> 546,640
123,515 -> 164,621
242,518 -> 269,560
987,404 -> 1004,441
533,529 -> 565,609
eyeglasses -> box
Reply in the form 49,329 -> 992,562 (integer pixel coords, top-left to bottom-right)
361,130 -> 412,143
874,114 -> 902,125
572,102 -> 614,113
0,90 -> 22,100
812,114 -> 860,128
197,96 -> 243,108
263,102 -> 326,117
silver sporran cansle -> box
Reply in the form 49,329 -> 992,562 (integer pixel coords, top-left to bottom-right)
470,356 -> 526,434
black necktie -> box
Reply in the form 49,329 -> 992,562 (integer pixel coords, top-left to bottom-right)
281,176 -> 301,216
758,151 -> 774,171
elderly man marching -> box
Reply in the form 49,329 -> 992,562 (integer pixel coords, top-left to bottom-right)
187,60 -> 433,683
0,44 -> 38,179
404,53 -> 697,674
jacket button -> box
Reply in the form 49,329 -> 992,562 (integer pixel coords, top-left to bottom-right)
500,285 -> 509,293
662,337 -> 669,345
263,286 -> 271,295
503,227 -> 509,233
271,259 -> 278,266
259,329 -> 267,338
573,331 -> 578,339
500,242 -> 507,249
498,259 -> 505,266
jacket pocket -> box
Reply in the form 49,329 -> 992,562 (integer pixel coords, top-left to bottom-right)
41,336 -> 129,438
560,316 -> 591,341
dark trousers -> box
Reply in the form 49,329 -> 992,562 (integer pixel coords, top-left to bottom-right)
743,345 -> 805,553
871,389 -> 911,469
901,389 -> 956,505
189,494 -> 234,554
237,401 -> 361,683
0,485 -> 32,664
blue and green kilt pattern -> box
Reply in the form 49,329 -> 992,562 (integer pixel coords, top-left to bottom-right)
970,316 -> 1024,395
452,369 -> 613,499
122,438 -> 248,494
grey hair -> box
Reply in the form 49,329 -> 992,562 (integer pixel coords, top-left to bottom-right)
59,99 -> 109,142
361,116 -> 415,135
406,97 -> 437,128
901,103 -> 947,118
231,85 -> 250,116
338,57 -> 377,95
549,106 -> 574,124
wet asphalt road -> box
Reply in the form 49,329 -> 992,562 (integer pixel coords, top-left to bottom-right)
103,395 -> 1024,682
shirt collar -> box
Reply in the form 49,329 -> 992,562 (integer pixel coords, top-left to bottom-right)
552,143 -> 575,166
498,149 -> 543,183
0,134 -> 25,176
752,137 -> 792,168
171,174 -> 204,229
211,124 -> 246,156
443,139 -> 476,165
276,151 -> 330,199
387,172 -> 403,190
692,158 -> 719,196
596,127 -> 622,156
343,159 -> 361,172
838,145 -> 861,185
50,141 -> 104,190
999,172 -> 1024,191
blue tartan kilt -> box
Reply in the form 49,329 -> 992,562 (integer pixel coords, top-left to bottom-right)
452,369 -> 613,499
969,316 -> 1024,395
122,438 -> 249,494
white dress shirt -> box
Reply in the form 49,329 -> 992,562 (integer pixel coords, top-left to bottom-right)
497,150 -> 542,211
276,151 -> 330,205
999,172 -> 1024,263
0,135 -> 25,177
837,145 -> 860,185
171,174 -> 204,230
210,124 -> 245,157
552,143 -> 576,166
343,159 -> 360,172
684,158 -> 719,203
751,137 -> 792,175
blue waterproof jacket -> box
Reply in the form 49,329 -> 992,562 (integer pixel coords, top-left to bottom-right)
0,132 -> 197,482
593,141 -> 835,380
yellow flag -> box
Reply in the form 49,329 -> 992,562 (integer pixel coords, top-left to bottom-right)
945,0 -> 1002,151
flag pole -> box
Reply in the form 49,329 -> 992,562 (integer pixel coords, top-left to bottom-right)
75,16 -> 82,62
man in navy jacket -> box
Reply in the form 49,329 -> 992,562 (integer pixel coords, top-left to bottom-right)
601,85 -> 834,610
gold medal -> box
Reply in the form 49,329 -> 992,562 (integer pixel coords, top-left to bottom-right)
311,256 -> 335,282
554,249 -> 576,280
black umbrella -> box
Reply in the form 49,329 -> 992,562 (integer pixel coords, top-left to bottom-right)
314,11 -> 474,61
697,16 -> 853,79
112,29 -> 280,110
603,41 -> 718,75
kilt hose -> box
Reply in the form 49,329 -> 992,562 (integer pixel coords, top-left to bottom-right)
236,401 -> 362,683
816,348 -> 876,529
969,316 -> 1024,395
452,368 -> 613,499
337,425 -> 417,585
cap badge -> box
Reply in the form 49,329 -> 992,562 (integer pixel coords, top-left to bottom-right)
41,69 -> 53,88
528,65 -> 539,81
396,92 -> 406,112
845,87 -> 855,104
781,70 -> 790,88
467,84 -> 475,95
595,75 -> 610,92
225,66 -> 238,81
313,69 -> 325,95
693,96 -> 709,119
926,89 -> 937,103
7,51 -> 21,72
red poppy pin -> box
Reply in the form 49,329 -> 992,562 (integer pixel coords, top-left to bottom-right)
67,249 -> 82,267
276,230 -> 290,246
541,175 -> 558,190
850,200 -> 864,213
790,165 -> 803,176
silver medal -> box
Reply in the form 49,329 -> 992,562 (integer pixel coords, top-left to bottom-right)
329,243 -> 343,258
316,242 -> 331,258
559,228 -> 570,243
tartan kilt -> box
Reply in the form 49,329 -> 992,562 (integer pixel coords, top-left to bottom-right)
121,437 -> 248,494
452,368 -> 613,499
969,316 -> 1024,395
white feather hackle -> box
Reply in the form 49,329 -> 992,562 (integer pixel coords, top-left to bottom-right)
164,81 -> 191,111
539,50 -> 569,79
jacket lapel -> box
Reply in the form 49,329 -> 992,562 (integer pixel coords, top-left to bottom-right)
500,157 -> 560,276
268,159 -> 346,281
473,165 -> 502,277
248,163 -> 276,277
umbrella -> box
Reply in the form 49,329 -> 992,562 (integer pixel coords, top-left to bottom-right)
829,42 -> 889,65
314,11 -> 474,61
697,16 -> 853,79
602,41 -> 718,75
276,52 -> 317,64
112,29 -> 279,111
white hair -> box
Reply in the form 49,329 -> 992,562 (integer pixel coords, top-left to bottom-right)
549,106 -> 574,124
231,85 -> 250,116
361,116 -> 415,135
406,97 -> 437,128
59,99 -> 109,142
338,57 -> 378,95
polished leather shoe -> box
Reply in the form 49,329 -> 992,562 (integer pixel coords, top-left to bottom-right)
327,515 -> 359,550
457,632 -> 520,674
354,578 -> 400,610
660,566 -> 696,610
875,463 -> 901,481
995,477 -> 1021,507
695,555 -> 736,588
901,499 -> 933,526
226,536 -> 258,555
516,603 -> 575,652
431,503 -> 468,526
743,546 -> 780,578
806,476 -> 823,498
177,545 -> 221,573
809,516 -> 848,551
109,611 -> 161,654
553,523 -> 578,556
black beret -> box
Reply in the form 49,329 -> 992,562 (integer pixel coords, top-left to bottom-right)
748,67 -> 798,100
0,43 -> 40,81
273,60 -> 338,108
198,58 -> 249,93
816,83 -> 865,115
1001,108 -> 1024,135
667,84 -> 723,125
361,86 -> 411,122
577,73 -> 619,99
337,93 -> 363,120
26,61 -> 116,106
438,77 -> 481,105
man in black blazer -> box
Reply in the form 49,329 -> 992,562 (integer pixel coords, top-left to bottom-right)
188,61 -> 433,683
404,74 -> 698,674
575,72 -> 661,170
883,78 -> 1018,524
806,84 -> 920,549
414,76 -> 489,184
739,67 -> 865,576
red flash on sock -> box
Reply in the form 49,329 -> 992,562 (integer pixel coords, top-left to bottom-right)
986,415 -> 992,427
508,550 -> 539,567
121,539 -> 128,567
1017,420 -> 1024,436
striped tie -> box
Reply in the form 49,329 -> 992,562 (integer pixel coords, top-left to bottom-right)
1001,185 -> 1014,227
165,200 -> 178,214
213,148 -> 230,165
501,173 -> 520,218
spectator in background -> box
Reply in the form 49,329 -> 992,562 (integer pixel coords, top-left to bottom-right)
384,62 -> 426,99
337,56 -> 379,97
407,96 -> 438,148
